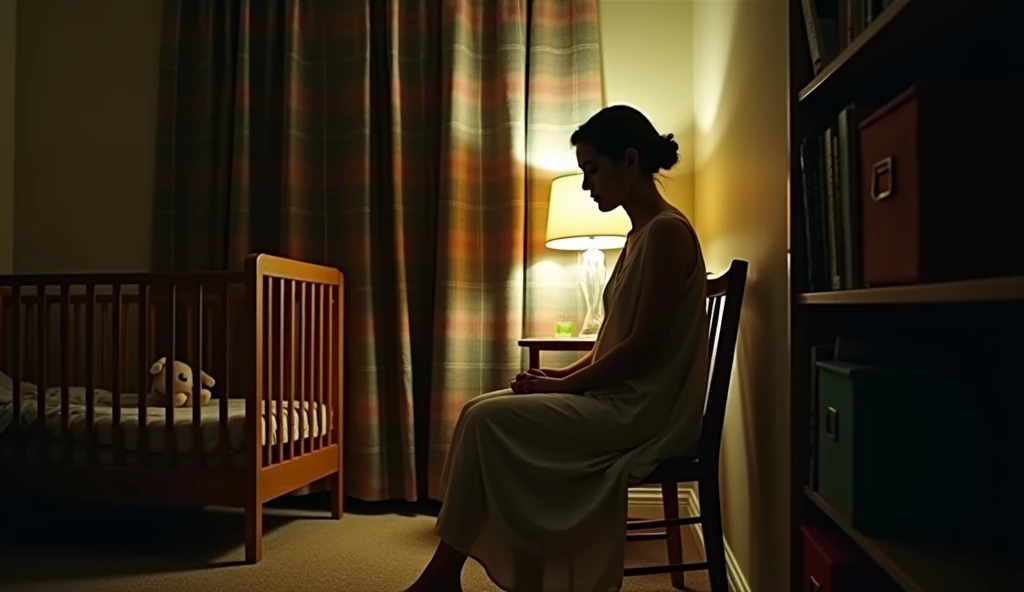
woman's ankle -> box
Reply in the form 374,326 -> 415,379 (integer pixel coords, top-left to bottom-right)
408,540 -> 467,591
437,539 -> 468,568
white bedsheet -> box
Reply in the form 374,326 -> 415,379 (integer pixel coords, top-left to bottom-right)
0,371 -> 329,455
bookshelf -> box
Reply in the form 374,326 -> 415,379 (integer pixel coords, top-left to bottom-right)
787,0 -> 1022,590
804,488 -> 1022,592
797,0 -> 974,104
799,276 -> 1024,306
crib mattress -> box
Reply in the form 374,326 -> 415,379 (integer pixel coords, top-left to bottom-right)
0,386 -> 330,456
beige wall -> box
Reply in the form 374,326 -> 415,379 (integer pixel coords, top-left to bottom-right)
0,0 -> 15,273
693,1 -> 790,591
599,0 -> 695,218
14,0 -> 161,273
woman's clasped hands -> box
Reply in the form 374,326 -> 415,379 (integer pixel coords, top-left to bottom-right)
510,368 -> 578,395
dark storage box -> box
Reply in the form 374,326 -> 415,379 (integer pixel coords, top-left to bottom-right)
815,360 -> 982,538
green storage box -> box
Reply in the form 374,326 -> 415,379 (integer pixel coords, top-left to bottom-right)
816,360 -> 982,539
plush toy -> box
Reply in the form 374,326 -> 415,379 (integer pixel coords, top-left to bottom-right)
149,357 -> 214,407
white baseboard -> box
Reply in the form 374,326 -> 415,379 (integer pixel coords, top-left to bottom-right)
627,486 -> 752,592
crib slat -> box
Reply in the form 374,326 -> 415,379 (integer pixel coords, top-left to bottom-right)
300,282 -> 308,457
148,307 -> 156,372
306,283 -> 314,456
25,302 -> 34,390
327,286 -> 334,448
72,303 -> 80,386
192,284 -> 204,468
165,284 -> 178,468
315,282 -> 323,446
112,284 -> 124,466
219,283 -> 230,469
311,282 -> 319,448
120,296 -> 130,393
100,304 -> 109,389
0,291 -> 5,371
205,303 -> 213,373
276,278 -> 285,465
139,285 -> 150,466
11,285 -> 24,461
60,286 -> 71,464
289,280 -> 298,460
0,291 -> 5,372
35,285 -> 48,463
263,278 -> 273,468
85,284 -> 96,464
312,285 -> 321,452
187,305 -> 194,374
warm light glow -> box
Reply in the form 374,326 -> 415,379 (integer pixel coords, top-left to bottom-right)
513,137 -> 581,174
545,174 -> 631,251
692,0 -> 740,168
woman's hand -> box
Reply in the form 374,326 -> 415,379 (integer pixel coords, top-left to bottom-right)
514,368 -> 547,382
511,373 -> 583,395
510,368 -> 543,393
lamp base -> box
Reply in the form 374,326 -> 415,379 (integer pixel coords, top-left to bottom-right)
578,246 -> 608,337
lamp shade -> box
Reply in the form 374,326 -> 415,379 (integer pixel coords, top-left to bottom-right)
544,173 -> 630,251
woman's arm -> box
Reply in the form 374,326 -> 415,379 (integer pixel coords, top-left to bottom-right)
541,350 -> 594,379
560,216 -> 699,393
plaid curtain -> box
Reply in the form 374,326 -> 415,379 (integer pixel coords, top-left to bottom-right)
153,0 -> 603,502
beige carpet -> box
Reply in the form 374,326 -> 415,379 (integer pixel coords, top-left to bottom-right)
0,494 -> 710,592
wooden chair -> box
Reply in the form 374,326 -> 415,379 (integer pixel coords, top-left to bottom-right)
623,258 -> 749,592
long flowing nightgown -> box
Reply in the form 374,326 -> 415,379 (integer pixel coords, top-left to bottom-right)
434,209 -> 709,592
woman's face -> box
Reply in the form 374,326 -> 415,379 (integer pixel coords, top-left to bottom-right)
575,143 -> 640,213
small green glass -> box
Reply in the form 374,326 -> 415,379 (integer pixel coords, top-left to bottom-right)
554,321 -> 574,338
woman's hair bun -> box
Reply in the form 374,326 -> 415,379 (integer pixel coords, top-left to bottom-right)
655,133 -> 680,172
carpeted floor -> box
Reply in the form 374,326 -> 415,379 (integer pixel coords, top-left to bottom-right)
0,494 -> 710,592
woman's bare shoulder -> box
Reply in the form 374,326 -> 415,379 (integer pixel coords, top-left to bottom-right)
645,212 -> 699,277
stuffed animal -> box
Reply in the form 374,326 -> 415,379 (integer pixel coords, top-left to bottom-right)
149,357 -> 214,407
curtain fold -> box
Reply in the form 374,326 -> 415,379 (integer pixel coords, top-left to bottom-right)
153,0 -> 603,502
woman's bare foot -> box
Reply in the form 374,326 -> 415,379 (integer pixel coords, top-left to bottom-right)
405,540 -> 467,592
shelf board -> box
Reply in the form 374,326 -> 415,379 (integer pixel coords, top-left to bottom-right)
805,488 -> 1022,592
798,0 -> 972,104
799,275 -> 1024,305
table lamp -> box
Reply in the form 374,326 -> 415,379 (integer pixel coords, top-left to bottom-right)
545,173 -> 631,336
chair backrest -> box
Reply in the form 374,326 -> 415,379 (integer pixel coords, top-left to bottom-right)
699,259 -> 748,464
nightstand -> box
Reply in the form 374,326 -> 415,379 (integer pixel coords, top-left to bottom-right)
517,337 -> 595,369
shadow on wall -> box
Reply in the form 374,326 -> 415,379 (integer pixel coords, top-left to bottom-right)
730,267 -> 786,590
693,0 -> 790,591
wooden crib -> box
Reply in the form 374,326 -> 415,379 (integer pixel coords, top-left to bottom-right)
0,253 -> 344,564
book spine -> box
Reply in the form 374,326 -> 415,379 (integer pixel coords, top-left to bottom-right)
824,127 -> 841,290
800,0 -> 824,73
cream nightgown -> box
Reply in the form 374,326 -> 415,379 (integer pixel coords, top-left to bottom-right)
434,209 -> 709,592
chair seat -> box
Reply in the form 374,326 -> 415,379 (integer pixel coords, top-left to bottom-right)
637,456 -> 700,485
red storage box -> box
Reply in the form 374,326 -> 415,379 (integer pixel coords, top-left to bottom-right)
858,80 -> 1023,287
801,525 -> 879,592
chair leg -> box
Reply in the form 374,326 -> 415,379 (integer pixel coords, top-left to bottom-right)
661,482 -> 686,590
699,480 -> 729,592
245,501 -> 263,565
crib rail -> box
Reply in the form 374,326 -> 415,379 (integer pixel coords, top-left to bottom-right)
0,255 -> 344,479
249,254 -> 344,474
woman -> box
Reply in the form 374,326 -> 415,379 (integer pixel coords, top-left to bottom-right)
406,105 -> 709,592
